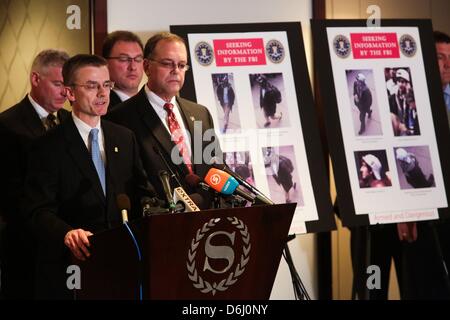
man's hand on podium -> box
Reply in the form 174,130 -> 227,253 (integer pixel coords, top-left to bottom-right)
64,229 -> 93,261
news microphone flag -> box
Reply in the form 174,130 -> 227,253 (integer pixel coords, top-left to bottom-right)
204,168 -> 239,195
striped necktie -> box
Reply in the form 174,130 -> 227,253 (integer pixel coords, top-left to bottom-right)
163,103 -> 193,173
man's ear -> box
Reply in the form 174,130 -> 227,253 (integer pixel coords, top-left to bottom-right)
143,58 -> 151,77
65,86 -> 76,103
30,72 -> 40,87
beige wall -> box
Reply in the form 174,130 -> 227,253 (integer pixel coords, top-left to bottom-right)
326,0 -> 450,300
326,0 -> 450,33
0,0 -> 91,112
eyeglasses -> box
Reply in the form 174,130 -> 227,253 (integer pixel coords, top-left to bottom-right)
107,55 -> 144,64
71,81 -> 115,91
149,58 -> 190,71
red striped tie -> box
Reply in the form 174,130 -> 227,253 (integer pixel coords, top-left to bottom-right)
164,103 -> 193,173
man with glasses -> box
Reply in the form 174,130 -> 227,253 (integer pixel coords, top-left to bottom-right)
102,30 -> 144,111
0,49 -> 70,299
22,54 -> 155,299
106,32 -> 222,206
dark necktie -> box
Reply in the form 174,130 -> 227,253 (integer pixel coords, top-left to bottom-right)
46,113 -> 57,130
163,103 -> 193,173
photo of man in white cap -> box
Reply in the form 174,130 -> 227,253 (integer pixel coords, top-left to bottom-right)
356,151 -> 392,188
395,147 -> 435,189
388,67 -> 420,136
346,69 -> 382,136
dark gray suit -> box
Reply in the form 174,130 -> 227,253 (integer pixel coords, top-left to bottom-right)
22,117 -> 152,299
107,90 -> 123,113
105,87 -> 222,204
0,96 -> 70,299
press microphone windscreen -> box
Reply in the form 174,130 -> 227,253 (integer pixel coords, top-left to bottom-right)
117,194 -> 131,223
117,193 -> 131,211
185,173 -> 202,188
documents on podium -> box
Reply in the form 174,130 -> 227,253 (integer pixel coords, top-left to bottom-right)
74,203 -> 295,300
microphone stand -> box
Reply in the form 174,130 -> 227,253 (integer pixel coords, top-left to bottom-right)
283,234 -> 311,300
249,189 -> 310,300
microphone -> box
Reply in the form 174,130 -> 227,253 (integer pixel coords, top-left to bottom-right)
153,145 -> 183,187
210,157 -> 274,205
159,170 -> 176,212
173,187 -> 200,212
116,193 -> 131,223
141,196 -> 167,216
185,173 -> 212,193
203,168 -> 255,203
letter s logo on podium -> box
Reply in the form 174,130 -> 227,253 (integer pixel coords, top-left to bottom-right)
186,217 -> 251,296
203,231 -> 235,274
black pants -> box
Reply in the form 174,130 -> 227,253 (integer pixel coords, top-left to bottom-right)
351,223 -> 450,300
351,224 -> 403,300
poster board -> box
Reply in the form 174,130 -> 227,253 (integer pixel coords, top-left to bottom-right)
171,22 -> 335,234
312,19 -> 450,227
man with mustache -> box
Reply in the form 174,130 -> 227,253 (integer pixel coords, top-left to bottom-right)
102,30 -> 144,111
106,32 -> 222,206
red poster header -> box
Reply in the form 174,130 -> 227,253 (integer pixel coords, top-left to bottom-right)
213,38 -> 266,66
350,33 -> 400,59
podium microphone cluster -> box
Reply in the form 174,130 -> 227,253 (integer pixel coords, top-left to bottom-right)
209,158 -> 274,205
189,168 -> 255,203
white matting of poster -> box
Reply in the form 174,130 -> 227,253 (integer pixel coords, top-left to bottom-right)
326,26 -> 447,215
187,31 -> 319,233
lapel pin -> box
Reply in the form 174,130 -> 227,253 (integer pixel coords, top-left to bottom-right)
114,147 -> 119,153
190,116 -> 195,122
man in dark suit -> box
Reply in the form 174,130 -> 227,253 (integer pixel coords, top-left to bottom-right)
0,49 -> 70,299
216,74 -> 235,133
22,54 -> 154,299
102,30 -> 145,112
106,32 -> 222,204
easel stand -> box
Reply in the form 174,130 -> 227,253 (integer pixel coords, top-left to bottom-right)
429,221 -> 450,293
284,234 -> 311,300
351,225 -> 371,300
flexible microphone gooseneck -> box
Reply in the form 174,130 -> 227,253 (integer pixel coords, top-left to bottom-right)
116,194 -> 143,300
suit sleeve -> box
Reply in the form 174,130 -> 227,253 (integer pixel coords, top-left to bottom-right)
21,138 -> 72,245
130,131 -> 157,219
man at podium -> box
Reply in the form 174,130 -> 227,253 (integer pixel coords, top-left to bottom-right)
22,54 -> 156,299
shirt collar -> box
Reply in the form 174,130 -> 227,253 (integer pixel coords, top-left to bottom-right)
28,94 -> 53,120
72,112 -> 101,134
144,85 -> 177,110
112,88 -> 131,102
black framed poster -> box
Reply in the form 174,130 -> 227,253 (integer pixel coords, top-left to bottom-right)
312,19 -> 450,227
171,22 -> 335,234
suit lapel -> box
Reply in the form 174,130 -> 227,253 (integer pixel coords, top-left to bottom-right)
102,121 -> 119,204
134,90 -> 182,167
63,117 -> 106,204
19,97 -> 46,136
57,109 -> 70,124
176,97 -> 196,149
177,97 -> 204,174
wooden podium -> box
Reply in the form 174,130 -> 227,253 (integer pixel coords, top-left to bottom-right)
75,203 -> 295,300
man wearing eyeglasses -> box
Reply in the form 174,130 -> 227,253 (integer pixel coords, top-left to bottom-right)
102,30 -> 145,112
22,54 -> 155,299
106,32 -> 222,206
0,49 -> 70,299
